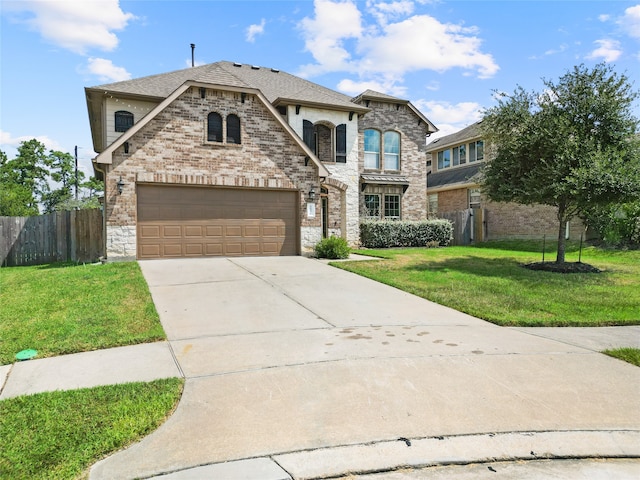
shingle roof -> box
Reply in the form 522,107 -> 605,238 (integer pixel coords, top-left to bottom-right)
426,121 -> 483,152
89,61 -> 367,112
352,89 -> 408,103
427,163 -> 482,190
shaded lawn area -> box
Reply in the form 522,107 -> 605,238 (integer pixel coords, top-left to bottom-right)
0,378 -> 184,480
0,262 -> 165,365
337,241 -> 640,327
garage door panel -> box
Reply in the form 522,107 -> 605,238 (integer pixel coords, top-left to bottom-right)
184,225 -> 203,237
162,225 -> 182,238
137,185 -> 297,259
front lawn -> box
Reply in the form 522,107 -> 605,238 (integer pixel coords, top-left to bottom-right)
604,348 -> 640,366
0,262 -> 165,365
0,378 -> 184,480
337,241 -> 640,327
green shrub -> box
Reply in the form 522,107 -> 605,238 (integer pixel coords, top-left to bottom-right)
315,235 -> 351,259
360,219 -> 453,248
583,201 -> 640,248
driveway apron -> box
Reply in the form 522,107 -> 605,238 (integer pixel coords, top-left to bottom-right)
90,257 -> 640,479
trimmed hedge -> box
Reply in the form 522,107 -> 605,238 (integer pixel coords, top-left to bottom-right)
360,219 -> 453,248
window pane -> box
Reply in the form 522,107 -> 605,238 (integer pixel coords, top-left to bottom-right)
438,149 -> 450,169
227,114 -> 241,144
384,195 -> 400,219
336,124 -> 347,163
459,144 -> 466,164
364,129 -> 380,169
384,131 -> 400,170
476,140 -> 484,161
453,146 -> 460,166
469,142 -> 476,162
207,112 -> 222,142
364,194 -> 380,217
115,111 -> 133,133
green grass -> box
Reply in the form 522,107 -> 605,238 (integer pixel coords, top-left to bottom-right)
0,378 -> 184,480
0,262 -> 165,365
603,348 -> 640,366
337,240 -> 640,327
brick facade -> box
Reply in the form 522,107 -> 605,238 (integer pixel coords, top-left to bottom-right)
103,87 -> 321,259
355,100 -> 428,221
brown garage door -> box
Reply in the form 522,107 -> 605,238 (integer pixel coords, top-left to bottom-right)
137,185 -> 298,259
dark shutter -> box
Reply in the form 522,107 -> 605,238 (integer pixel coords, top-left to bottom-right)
336,124 -> 346,163
303,120 -> 315,154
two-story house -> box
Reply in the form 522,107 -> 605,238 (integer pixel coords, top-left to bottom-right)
426,121 -> 584,242
85,61 -> 436,260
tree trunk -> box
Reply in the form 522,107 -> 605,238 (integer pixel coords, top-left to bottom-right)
556,203 -> 566,264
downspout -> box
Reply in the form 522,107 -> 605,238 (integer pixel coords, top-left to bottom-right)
93,161 -> 108,262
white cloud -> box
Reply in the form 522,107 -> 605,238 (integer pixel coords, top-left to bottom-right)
416,100 -> 483,126
586,39 -> 623,62
297,0 -> 498,87
598,14 -> 611,22
86,57 -> 131,82
0,130 -> 63,156
619,4 -> 640,39
367,0 -> 415,26
337,78 -> 407,98
298,0 -> 363,76
3,0 -> 135,54
246,18 -> 266,43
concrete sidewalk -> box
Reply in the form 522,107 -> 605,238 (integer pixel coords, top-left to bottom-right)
1,256 -> 639,479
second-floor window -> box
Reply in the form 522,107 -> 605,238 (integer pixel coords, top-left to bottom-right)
207,112 -> 241,144
437,140 -> 483,170
364,129 -> 380,169
303,120 -> 347,163
365,129 -> 401,171
115,111 -> 133,132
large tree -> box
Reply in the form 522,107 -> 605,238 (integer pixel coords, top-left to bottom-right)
0,140 -> 49,216
481,63 -> 640,263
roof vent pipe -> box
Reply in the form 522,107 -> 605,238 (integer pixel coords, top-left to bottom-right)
190,43 -> 195,67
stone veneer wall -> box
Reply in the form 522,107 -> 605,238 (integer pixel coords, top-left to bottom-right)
288,106 -> 359,245
356,100 -> 429,221
103,87 -> 321,260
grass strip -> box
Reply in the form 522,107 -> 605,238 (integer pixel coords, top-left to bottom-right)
0,262 -> 165,365
0,378 -> 183,479
336,241 -> 640,327
603,348 -> 640,366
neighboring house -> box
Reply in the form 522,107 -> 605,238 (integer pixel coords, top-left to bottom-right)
426,121 -> 584,242
85,61 -> 436,260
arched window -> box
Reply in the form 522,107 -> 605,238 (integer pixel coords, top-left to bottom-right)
364,129 -> 380,169
207,112 -> 223,142
114,111 -> 133,132
383,131 -> 400,170
226,114 -> 241,144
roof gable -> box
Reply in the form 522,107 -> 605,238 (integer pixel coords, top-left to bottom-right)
427,121 -> 482,152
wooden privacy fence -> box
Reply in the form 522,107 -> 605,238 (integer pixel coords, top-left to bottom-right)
0,209 -> 104,266
438,208 -> 485,246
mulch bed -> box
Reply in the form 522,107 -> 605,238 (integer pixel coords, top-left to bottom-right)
522,261 -> 602,274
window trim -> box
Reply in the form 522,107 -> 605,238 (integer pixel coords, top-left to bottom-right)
206,112 -> 242,145
383,130 -> 400,171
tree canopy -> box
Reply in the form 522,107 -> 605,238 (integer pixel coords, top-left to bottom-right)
0,140 -> 103,216
481,63 -> 640,263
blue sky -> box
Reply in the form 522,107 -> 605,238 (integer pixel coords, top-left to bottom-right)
1,0 -> 639,178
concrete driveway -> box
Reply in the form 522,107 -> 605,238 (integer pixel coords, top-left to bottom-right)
91,256 -> 640,479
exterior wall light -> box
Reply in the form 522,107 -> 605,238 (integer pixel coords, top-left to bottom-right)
117,177 -> 125,195
308,187 -> 316,202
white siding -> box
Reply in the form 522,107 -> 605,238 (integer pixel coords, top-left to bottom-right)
105,97 -> 159,146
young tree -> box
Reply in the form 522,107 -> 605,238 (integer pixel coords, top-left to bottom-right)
481,63 -> 640,263
42,150 -> 85,213
0,140 -> 50,215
